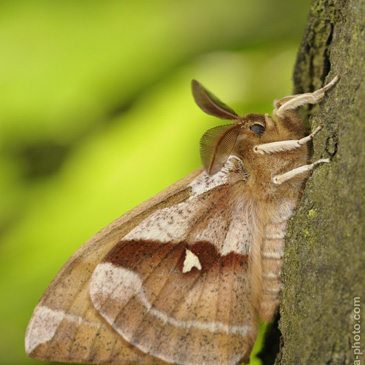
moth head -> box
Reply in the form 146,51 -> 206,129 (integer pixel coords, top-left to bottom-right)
192,80 -> 270,175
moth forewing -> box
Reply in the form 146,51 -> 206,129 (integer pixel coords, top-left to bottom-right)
25,168 -> 202,364
26,76 -> 338,365
88,156 -> 260,365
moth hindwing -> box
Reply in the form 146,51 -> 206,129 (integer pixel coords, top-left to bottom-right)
26,76 -> 339,365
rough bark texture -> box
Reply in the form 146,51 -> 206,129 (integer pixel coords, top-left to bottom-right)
276,0 -> 365,364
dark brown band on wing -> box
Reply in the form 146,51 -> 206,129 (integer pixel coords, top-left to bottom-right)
103,239 -> 248,275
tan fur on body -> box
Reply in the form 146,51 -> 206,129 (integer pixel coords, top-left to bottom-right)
194,77 -> 338,323
231,113 -> 308,322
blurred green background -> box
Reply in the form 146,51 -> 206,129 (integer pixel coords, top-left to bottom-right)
0,0 -> 311,364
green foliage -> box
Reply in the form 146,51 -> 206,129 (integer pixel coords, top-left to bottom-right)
0,1 -> 310,364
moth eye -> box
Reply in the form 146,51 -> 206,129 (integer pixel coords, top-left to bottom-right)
250,124 -> 265,136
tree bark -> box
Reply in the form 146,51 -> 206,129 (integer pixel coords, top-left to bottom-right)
275,0 -> 365,364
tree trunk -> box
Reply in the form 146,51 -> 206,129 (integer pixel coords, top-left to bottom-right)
275,0 -> 365,364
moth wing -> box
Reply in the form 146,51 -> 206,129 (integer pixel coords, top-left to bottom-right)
90,157 -> 261,365
25,168 -> 203,364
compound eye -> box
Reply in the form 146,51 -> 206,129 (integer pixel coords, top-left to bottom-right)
250,124 -> 265,136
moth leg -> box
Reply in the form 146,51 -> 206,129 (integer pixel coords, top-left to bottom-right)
274,75 -> 339,119
253,125 -> 322,155
272,158 -> 330,185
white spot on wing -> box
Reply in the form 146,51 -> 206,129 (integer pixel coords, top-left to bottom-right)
182,249 -> 202,273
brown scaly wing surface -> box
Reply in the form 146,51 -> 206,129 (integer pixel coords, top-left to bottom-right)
26,157 -> 261,365
25,168 -> 202,364
90,157 -> 261,365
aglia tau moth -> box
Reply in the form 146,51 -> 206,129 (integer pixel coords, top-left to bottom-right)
26,75 -> 339,365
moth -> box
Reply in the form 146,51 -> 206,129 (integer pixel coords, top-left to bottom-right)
25,75 -> 338,365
